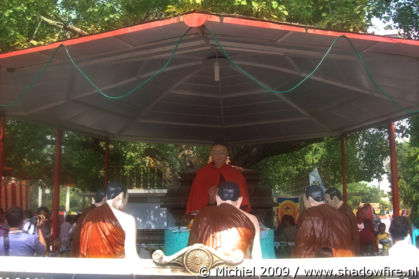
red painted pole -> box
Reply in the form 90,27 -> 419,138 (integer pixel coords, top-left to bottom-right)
0,114 -> 4,209
388,122 -> 400,217
19,181 -> 23,208
4,182 -> 8,210
25,181 -> 29,210
341,134 -> 347,204
11,182 -> 16,206
52,130 -> 63,239
104,139 -> 109,187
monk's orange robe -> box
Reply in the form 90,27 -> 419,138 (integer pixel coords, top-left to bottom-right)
186,163 -> 251,214
71,204 -> 95,257
293,204 -> 355,258
188,203 -> 255,258
79,203 -> 125,258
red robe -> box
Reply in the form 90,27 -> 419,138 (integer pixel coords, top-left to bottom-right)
186,163 -> 251,214
79,203 -> 125,258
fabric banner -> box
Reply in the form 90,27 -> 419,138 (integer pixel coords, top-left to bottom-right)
276,196 -> 300,225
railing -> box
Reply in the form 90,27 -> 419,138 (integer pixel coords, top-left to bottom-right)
108,166 -> 167,189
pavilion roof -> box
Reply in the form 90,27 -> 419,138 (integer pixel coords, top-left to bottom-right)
1,13 -> 418,145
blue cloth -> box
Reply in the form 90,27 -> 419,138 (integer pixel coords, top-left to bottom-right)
0,231 -> 45,256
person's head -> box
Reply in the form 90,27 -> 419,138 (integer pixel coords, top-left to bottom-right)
303,185 -> 324,209
5,207 -> 24,228
65,214 -> 72,223
378,222 -> 386,234
37,206 -> 50,219
281,215 -> 295,227
106,182 -> 128,210
324,187 -> 343,209
210,144 -> 229,168
94,187 -> 106,206
216,181 -> 243,208
389,216 -> 410,242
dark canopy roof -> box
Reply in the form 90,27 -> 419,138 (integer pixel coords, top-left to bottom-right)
1,13 -> 418,145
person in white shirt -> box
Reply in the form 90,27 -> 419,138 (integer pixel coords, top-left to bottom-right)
388,216 -> 419,257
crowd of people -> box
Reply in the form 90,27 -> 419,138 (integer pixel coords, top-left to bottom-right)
0,143 -> 417,261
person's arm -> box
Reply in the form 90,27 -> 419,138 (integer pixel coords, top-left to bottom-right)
124,214 -> 140,260
36,216 -> 47,255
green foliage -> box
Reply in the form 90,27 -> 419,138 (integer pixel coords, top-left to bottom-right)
346,181 -> 388,210
62,132 -> 106,191
256,128 -> 389,196
397,140 -> 419,227
4,0 -> 415,52
0,0 -> 59,50
4,119 -> 55,180
368,0 -> 418,39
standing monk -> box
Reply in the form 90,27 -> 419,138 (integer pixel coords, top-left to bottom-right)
78,182 -> 139,259
186,144 -> 251,215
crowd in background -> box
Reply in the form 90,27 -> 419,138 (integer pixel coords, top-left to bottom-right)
0,206 -> 79,257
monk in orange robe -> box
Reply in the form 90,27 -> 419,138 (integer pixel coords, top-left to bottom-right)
188,181 -> 261,259
78,182 -> 139,259
325,187 -> 360,255
79,203 -> 125,258
293,185 -> 355,258
71,188 -> 106,257
186,144 -> 251,214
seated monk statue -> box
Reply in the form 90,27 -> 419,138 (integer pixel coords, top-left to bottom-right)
293,185 -> 355,258
78,182 -> 139,259
325,187 -> 360,255
185,144 -> 251,216
188,181 -> 261,259
71,187 -> 106,257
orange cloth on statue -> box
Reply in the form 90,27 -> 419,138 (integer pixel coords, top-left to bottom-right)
71,204 -> 95,257
188,203 -> 255,258
186,163 -> 251,214
79,203 -> 125,258
293,204 -> 355,258
339,203 -> 360,255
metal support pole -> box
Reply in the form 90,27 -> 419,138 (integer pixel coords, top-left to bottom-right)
52,130 -> 62,239
104,139 -> 109,187
388,123 -> 400,217
0,114 -> 4,209
341,134 -> 347,204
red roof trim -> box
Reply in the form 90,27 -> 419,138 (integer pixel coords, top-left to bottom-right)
216,15 -> 419,46
0,12 -> 417,60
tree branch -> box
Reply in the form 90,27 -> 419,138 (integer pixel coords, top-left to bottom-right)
39,15 -> 88,36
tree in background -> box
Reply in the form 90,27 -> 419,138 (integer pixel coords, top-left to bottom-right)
256,128 -> 389,199
1,0 -> 417,212
397,116 -> 419,226
2,0 -> 416,51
